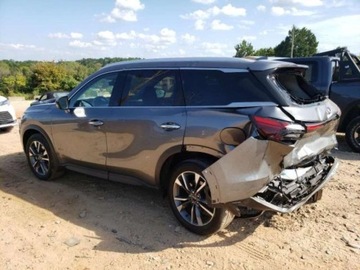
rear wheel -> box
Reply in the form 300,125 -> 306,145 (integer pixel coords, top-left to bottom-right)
168,159 -> 234,235
25,133 -> 63,180
345,116 -> 360,152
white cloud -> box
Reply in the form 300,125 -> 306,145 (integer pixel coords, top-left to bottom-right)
271,6 -> 286,16
11,44 -> 36,50
181,33 -> 196,44
102,0 -> 144,22
48,32 -> 83,39
101,15 -> 116,23
257,5 -> 266,12
181,4 -> 246,19
115,0 -> 144,10
201,42 -> 228,55
181,9 -> 211,20
111,8 -> 137,22
211,20 -> 233,30
69,40 -> 92,48
116,31 -> 137,40
220,4 -> 246,16
181,4 -> 246,30
271,6 -> 315,16
178,49 -> 186,56
191,0 -> 216,4
290,8 -> 316,16
195,19 -> 206,30
70,32 -> 83,39
160,28 -> 177,44
96,31 -> 117,46
111,28 -> 177,46
97,31 -> 116,40
270,0 -> 323,7
48,32 -> 69,39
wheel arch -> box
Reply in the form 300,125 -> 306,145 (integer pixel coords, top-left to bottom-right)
22,126 -> 55,155
157,145 -> 221,194
338,102 -> 360,131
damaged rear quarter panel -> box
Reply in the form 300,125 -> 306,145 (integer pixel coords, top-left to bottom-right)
203,137 -> 291,204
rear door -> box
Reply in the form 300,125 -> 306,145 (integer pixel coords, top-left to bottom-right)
105,69 -> 186,186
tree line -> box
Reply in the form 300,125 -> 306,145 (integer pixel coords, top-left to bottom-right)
234,26 -> 319,58
0,57 -> 139,97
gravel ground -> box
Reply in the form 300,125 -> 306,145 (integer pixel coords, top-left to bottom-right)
0,101 -> 359,269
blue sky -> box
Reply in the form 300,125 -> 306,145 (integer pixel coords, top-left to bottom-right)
0,0 -> 359,61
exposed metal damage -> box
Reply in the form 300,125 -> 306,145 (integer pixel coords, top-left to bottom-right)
203,118 -> 339,215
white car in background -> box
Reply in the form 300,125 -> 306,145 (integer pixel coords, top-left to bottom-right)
0,96 -> 17,131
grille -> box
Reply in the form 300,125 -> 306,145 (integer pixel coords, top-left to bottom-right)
0,111 -> 15,125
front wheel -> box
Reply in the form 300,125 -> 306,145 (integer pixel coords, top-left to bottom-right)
345,116 -> 360,152
25,133 -> 63,180
168,159 -> 234,235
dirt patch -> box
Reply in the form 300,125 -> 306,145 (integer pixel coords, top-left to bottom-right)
0,102 -> 359,269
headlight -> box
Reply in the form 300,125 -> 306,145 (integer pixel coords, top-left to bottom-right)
0,99 -> 10,106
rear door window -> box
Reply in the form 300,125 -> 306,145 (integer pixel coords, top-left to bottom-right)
121,70 -> 181,106
181,69 -> 273,106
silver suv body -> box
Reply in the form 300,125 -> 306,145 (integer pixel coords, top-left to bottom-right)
20,58 -> 340,235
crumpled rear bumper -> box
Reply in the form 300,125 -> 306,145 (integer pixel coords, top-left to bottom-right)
202,131 -> 338,213
240,156 -> 338,213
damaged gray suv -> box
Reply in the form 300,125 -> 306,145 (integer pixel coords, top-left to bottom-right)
20,58 -> 340,235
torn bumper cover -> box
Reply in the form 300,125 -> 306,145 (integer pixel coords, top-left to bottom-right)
203,134 -> 338,214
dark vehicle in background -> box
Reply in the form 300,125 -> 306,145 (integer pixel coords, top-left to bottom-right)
20,58 -> 340,235
280,47 -> 360,152
30,91 -> 69,106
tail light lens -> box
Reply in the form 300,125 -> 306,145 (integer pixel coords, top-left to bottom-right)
306,123 -> 324,133
252,116 -> 305,144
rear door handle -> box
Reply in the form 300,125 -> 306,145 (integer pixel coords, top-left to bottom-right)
160,122 -> 181,131
89,119 -> 104,127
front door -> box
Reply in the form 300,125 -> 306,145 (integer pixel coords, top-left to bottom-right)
51,72 -> 119,171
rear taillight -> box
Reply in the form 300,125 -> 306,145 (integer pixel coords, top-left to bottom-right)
252,116 -> 305,144
305,123 -> 324,133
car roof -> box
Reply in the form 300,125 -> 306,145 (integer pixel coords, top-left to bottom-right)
101,57 -> 301,72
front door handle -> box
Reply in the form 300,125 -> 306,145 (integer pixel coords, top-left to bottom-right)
89,119 -> 104,127
160,122 -> 181,131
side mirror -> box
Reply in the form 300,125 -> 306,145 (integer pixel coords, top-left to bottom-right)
56,96 -> 69,110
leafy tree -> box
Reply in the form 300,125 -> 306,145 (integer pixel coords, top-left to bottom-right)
0,73 -> 27,95
254,47 -> 275,57
234,40 -> 254,57
29,62 -> 66,94
0,62 -> 11,79
274,26 -> 318,57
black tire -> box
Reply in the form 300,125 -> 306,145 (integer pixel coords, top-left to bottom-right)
168,159 -> 234,235
345,116 -> 360,153
25,133 -> 63,180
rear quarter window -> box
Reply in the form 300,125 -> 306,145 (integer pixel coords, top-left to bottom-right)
181,69 -> 274,106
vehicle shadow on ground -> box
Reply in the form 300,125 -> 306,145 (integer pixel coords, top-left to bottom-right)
0,152 -> 264,253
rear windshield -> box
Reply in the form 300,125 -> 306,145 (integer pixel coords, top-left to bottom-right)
271,68 -> 325,104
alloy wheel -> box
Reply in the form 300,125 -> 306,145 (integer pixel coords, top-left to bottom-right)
172,171 -> 215,226
28,140 -> 50,177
